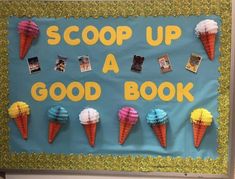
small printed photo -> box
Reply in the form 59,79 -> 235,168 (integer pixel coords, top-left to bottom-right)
158,54 -> 173,73
185,53 -> 202,73
78,55 -> 92,72
27,56 -> 41,74
54,56 -> 67,72
131,55 -> 145,73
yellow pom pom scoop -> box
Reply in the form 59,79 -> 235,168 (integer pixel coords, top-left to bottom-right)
190,108 -> 213,148
8,101 -> 30,140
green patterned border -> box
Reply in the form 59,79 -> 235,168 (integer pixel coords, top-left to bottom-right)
0,0 -> 231,175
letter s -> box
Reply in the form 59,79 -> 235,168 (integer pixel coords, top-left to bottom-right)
47,26 -> 61,45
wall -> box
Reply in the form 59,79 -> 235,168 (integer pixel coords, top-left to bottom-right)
3,0 -> 235,179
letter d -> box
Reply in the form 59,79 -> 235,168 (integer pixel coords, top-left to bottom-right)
85,82 -> 101,101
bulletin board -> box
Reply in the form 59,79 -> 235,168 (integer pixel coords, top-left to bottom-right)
0,0 -> 233,178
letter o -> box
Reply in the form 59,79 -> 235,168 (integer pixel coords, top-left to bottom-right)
140,81 -> 157,100
82,26 -> 99,45
158,82 -> 175,101
67,82 -> 85,102
49,82 -> 67,101
99,26 -> 116,46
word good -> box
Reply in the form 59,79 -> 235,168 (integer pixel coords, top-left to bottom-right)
31,82 -> 101,102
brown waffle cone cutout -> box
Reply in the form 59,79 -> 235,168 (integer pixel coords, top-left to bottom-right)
48,121 -> 61,144
151,123 -> 167,148
193,123 -> 208,148
199,33 -> 216,61
83,123 -> 97,147
119,121 -> 133,145
15,114 -> 28,140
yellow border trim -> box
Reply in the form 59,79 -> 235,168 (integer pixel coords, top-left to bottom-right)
0,0 -> 231,174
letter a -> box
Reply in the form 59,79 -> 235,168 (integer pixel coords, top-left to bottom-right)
102,53 -> 119,73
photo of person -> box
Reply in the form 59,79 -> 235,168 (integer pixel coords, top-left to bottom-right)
27,56 -> 41,74
158,54 -> 173,73
78,55 -> 92,72
185,53 -> 202,73
131,55 -> 145,73
54,56 -> 67,72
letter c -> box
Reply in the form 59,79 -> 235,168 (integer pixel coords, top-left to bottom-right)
64,26 -> 80,46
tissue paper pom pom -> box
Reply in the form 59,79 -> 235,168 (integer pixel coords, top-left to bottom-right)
48,105 -> 69,123
79,108 -> 99,124
146,108 -> 168,125
190,108 -> 213,126
118,106 -> 139,125
8,101 -> 30,118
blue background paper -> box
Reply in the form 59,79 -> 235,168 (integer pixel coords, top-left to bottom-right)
8,16 -> 220,159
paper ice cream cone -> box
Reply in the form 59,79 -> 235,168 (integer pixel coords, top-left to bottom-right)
195,19 -> 218,61
21,36 -> 34,60
118,107 -> 138,145
15,114 -> 28,140
19,33 -> 27,59
193,123 -> 208,148
18,20 -> 39,59
8,101 -> 30,140
199,33 -> 216,61
190,108 -> 213,148
79,108 -> 100,147
48,121 -> 62,144
152,124 -> 167,148
83,123 -> 97,147
119,121 -> 133,145
146,108 -> 168,147
48,105 -> 69,144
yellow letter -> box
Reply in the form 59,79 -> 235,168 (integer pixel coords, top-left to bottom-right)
146,26 -> 163,46
67,82 -> 84,102
177,82 -> 194,102
124,81 -> 140,100
158,82 -> 175,101
140,81 -> 157,101
116,26 -> 132,46
99,26 -> 116,46
47,26 -> 61,45
165,25 -> 182,45
82,25 -> 99,45
85,82 -> 101,101
49,82 -> 67,101
102,53 -> 119,73
64,26 -> 80,46
31,82 -> 48,101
